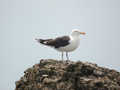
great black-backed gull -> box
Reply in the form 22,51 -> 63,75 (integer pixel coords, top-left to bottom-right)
35,29 -> 86,60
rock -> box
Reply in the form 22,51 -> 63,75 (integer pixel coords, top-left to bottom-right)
15,59 -> 120,90
42,74 -> 48,77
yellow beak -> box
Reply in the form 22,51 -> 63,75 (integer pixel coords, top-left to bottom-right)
80,32 -> 86,35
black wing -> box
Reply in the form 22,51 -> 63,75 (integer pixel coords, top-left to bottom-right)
36,36 -> 70,48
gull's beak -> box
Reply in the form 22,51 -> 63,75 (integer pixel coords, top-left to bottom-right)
80,32 -> 86,35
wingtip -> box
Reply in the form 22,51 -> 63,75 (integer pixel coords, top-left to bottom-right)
35,38 -> 40,43
35,38 -> 37,40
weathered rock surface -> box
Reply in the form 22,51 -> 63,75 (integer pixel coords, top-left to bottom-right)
15,59 -> 120,90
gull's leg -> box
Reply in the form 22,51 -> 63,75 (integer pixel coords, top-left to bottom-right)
66,52 -> 69,60
62,52 -> 63,60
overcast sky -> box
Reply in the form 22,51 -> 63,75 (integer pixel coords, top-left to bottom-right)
0,0 -> 120,90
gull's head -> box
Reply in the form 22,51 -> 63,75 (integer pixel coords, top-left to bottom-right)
71,29 -> 86,36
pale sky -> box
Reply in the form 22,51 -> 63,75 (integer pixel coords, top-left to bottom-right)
0,0 -> 120,90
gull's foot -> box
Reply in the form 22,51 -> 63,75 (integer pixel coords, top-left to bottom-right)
65,60 -> 71,64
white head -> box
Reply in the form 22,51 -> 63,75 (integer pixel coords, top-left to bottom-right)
71,29 -> 86,37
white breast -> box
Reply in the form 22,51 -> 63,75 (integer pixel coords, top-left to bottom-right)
56,36 -> 80,52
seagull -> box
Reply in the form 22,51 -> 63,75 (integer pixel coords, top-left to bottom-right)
35,29 -> 86,60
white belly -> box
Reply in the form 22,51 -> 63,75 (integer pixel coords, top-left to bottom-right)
56,37 -> 80,52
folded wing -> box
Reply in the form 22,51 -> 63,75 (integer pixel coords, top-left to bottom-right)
36,36 -> 70,48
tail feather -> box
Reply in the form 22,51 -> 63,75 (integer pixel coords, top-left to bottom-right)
35,38 -> 52,45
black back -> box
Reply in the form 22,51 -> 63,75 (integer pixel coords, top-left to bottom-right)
45,36 -> 70,48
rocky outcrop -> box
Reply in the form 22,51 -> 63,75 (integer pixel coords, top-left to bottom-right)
15,59 -> 120,90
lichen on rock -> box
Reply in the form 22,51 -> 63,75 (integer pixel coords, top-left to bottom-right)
15,59 -> 120,90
